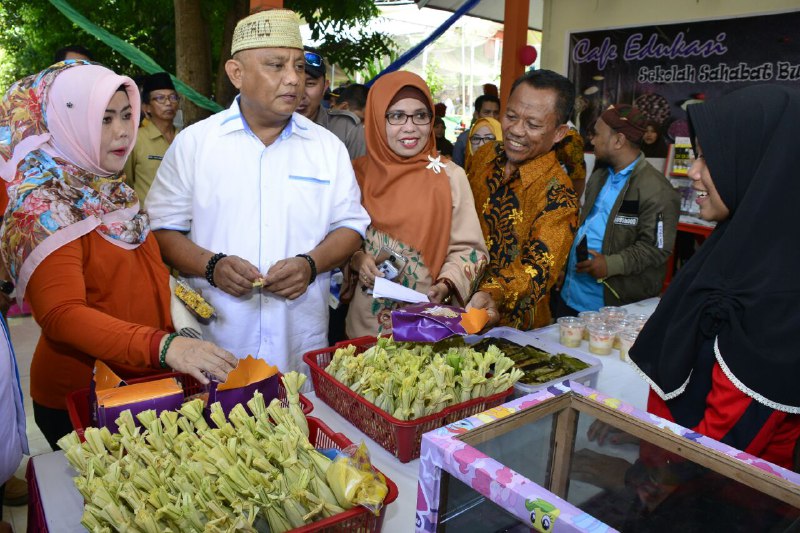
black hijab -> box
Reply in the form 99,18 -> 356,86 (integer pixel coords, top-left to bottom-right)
629,84 -> 800,412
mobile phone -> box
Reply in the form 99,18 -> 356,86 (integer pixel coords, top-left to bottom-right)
576,235 -> 589,262
374,247 -> 407,281
377,260 -> 400,280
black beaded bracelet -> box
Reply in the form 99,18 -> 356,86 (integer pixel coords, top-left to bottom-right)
205,252 -> 227,287
160,332 -> 178,369
296,253 -> 317,284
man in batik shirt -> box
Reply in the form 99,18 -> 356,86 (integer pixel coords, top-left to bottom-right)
467,70 -> 579,329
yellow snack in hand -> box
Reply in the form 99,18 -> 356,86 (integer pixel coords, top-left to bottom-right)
175,281 -> 215,319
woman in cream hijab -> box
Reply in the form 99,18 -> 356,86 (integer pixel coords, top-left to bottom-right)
464,116 -> 503,175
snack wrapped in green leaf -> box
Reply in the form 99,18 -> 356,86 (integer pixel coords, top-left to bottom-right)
281,371 -> 309,437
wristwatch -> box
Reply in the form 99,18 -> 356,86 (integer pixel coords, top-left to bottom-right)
0,280 -> 14,295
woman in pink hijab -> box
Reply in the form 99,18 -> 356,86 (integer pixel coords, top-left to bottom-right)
0,61 -> 237,449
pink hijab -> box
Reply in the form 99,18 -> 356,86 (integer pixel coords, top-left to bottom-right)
45,65 -> 140,175
0,62 -> 140,181
0,61 -> 146,300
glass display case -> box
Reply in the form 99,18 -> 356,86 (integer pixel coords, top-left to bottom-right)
416,382 -> 800,532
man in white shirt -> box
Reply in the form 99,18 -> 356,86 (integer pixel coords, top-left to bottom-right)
146,10 -> 369,379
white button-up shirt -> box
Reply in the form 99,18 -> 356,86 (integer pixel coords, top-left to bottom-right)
147,99 -> 370,378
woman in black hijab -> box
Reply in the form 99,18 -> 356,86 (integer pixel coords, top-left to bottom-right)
640,120 -> 668,158
629,84 -> 800,469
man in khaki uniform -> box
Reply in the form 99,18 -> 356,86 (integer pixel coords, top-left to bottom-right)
123,73 -> 180,206
296,48 -> 365,160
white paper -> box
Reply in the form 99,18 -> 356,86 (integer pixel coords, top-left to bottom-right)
373,277 -> 430,304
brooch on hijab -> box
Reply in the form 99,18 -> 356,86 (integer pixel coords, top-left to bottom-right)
426,154 -> 446,174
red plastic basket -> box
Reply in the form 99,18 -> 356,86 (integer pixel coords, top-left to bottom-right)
66,371 -> 313,440
303,337 -> 514,463
27,417 -> 396,533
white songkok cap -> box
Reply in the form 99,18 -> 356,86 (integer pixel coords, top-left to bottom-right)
231,9 -> 303,56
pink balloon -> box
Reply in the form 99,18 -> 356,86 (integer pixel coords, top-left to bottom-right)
519,45 -> 538,66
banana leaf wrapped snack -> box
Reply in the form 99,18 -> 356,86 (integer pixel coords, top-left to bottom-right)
58,372 -> 390,533
325,336 -> 523,420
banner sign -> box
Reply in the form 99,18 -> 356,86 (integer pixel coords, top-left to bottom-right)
567,11 -> 800,145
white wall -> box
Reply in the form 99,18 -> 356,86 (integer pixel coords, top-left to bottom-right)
541,0 -> 800,73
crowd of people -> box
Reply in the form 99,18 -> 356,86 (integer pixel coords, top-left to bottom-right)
1,6 -> 799,530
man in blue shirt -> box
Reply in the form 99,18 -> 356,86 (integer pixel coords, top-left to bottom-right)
555,104 -> 680,315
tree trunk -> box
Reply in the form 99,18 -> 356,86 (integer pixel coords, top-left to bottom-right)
215,0 -> 250,109
174,0 -> 213,125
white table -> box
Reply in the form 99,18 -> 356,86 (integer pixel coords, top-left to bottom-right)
31,297 -> 660,532
31,450 -> 85,532
29,393 -> 420,532
29,395 -> 419,532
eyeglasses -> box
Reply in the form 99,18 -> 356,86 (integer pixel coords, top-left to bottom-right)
151,94 -> 180,104
304,51 -> 323,68
470,134 -> 496,145
385,111 -> 433,126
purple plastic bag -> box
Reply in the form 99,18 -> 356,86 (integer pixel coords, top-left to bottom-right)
89,374 -> 124,428
97,392 -> 184,432
205,373 -> 280,420
391,303 -> 467,342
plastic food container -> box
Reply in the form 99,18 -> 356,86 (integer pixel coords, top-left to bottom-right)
578,311 -> 603,340
599,306 -> 628,323
607,319 -> 632,348
557,316 -> 584,347
588,323 -> 617,355
627,313 -> 650,324
618,329 -> 639,361
465,327 -> 603,400
627,313 -> 650,332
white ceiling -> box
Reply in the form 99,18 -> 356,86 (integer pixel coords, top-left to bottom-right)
416,0 -> 544,30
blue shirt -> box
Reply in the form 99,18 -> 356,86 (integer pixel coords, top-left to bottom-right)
562,159 -> 637,311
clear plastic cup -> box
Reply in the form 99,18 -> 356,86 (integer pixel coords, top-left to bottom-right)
627,313 -> 649,332
578,311 -> 602,340
588,323 -> 617,355
600,306 -> 628,323
618,329 -> 639,361
608,319 -> 632,348
557,316 -> 584,347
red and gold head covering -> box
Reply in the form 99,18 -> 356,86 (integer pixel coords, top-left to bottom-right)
353,71 -> 451,279
600,104 -> 647,143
